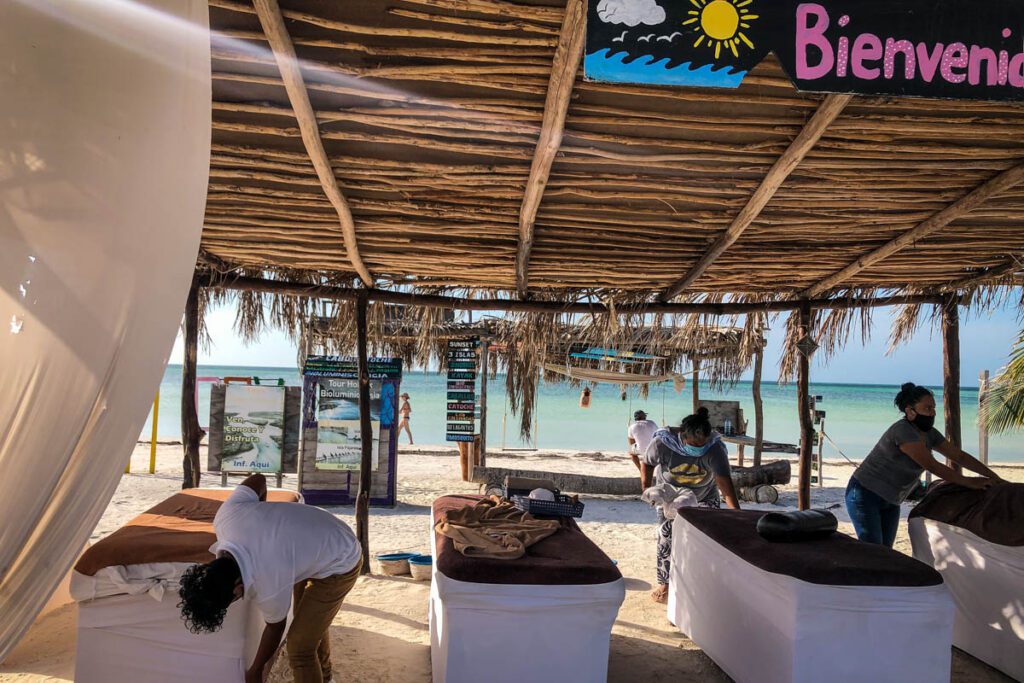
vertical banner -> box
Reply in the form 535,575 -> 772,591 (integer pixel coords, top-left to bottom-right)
217,385 -> 286,473
446,338 -> 480,442
301,357 -> 402,507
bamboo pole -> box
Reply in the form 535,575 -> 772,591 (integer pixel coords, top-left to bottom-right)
181,280 -> 202,489
691,357 -> 700,415
797,300 -> 813,511
150,390 -> 159,474
942,294 -> 962,468
516,0 -> 585,297
251,0 -> 373,286
661,94 -> 852,300
752,348 -> 764,468
804,164 -> 1024,298
978,370 -> 990,465
355,290 -> 372,574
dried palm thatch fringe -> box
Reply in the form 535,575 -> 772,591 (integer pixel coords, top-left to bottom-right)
979,330 -> 1024,434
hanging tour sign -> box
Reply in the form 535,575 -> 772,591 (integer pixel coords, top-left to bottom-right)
446,337 -> 480,442
585,0 -> 1024,101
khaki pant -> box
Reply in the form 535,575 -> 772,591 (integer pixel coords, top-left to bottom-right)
287,557 -> 362,683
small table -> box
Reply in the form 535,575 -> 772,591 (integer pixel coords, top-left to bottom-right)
720,434 -> 798,466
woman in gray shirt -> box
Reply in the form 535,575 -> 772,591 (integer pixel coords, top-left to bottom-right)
846,382 -> 1000,546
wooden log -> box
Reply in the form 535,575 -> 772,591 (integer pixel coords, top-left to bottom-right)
516,0 -> 586,297
198,273 -> 946,315
752,348 -> 765,468
471,466 -> 640,495
942,294 -> 962,468
737,485 -> 779,505
252,0 -> 373,286
797,300 -> 813,511
730,460 -> 791,488
803,163 -> 1024,297
660,94 -> 852,300
181,279 -> 202,489
355,290 -> 372,574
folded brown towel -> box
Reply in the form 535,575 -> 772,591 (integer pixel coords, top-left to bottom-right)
435,495 -> 560,560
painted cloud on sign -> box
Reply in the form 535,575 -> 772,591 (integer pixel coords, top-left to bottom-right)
596,0 -> 666,26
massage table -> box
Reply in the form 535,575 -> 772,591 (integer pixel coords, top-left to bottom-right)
71,488 -> 299,683
909,482 -> 1024,682
669,508 -> 954,683
429,495 -> 625,683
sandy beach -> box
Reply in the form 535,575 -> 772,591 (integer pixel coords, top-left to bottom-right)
2,442 -> 1020,682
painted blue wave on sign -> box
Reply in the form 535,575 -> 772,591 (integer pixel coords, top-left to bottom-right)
585,48 -> 746,88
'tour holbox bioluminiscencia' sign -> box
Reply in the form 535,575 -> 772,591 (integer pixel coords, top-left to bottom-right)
585,0 -> 1024,101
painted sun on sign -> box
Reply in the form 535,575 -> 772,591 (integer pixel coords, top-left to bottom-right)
684,0 -> 758,59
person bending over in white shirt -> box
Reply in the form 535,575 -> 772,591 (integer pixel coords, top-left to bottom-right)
627,410 -> 659,491
178,474 -> 362,683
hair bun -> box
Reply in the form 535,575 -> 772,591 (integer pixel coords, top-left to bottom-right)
900,382 -> 916,392
696,406 -> 710,418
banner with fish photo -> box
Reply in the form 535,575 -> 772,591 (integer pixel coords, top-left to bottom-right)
314,377 -> 382,471
216,385 -> 286,473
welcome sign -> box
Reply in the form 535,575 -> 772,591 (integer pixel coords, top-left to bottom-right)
586,0 -> 1024,101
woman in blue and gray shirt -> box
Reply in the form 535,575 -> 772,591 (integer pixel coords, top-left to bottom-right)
846,382 -> 1000,547
643,407 -> 741,603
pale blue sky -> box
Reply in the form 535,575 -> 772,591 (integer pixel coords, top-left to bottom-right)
172,300 -> 1022,387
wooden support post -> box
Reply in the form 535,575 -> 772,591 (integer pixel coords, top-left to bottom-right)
691,357 -> 701,415
942,294 -> 962,469
181,279 -> 202,489
355,290 -> 372,574
752,348 -> 764,468
979,370 -> 990,465
479,339 -> 489,468
149,390 -> 160,474
797,300 -> 813,511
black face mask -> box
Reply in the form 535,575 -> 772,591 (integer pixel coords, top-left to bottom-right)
909,413 -> 935,432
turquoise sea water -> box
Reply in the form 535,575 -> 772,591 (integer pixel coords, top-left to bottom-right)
584,48 -> 747,88
142,365 -> 1024,463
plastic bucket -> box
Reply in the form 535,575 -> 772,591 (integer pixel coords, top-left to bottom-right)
376,552 -> 416,576
408,554 -> 432,581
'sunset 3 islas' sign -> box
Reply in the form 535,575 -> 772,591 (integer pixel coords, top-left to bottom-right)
585,0 -> 1024,101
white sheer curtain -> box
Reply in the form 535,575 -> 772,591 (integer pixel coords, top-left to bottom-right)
0,0 -> 210,659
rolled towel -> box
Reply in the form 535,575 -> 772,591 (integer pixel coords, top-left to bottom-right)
756,509 -> 838,542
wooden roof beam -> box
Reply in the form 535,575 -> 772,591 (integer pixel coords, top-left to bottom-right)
253,0 -> 374,286
660,94 -> 852,302
199,271 -> 944,315
515,0 -> 586,297
803,163 -> 1024,298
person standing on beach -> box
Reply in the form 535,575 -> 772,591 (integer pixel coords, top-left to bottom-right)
627,410 -> 658,490
643,407 -> 740,603
845,382 -> 1001,547
398,392 -> 413,445
177,473 -> 361,683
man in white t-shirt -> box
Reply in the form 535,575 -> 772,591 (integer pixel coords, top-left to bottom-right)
177,474 -> 361,683
628,410 -> 659,491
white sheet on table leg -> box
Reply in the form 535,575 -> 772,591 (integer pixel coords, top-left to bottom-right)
671,515 -> 954,683
909,517 -> 1024,682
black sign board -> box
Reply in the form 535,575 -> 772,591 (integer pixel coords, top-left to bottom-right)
446,338 -> 480,442
585,0 -> 1024,101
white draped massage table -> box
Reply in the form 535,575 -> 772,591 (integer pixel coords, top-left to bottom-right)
908,483 -> 1024,682
669,508 -> 954,683
71,489 -> 298,683
428,495 -> 625,683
